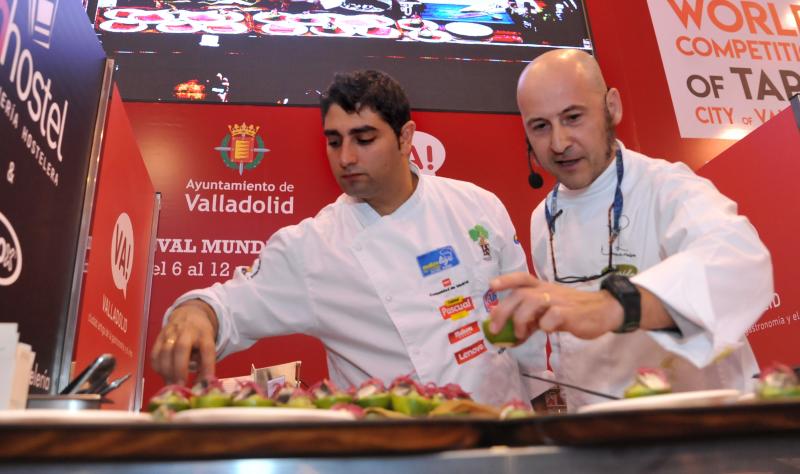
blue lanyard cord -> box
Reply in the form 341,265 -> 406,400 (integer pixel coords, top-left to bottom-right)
544,147 -> 624,236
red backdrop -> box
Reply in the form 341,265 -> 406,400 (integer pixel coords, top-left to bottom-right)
74,87 -> 156,409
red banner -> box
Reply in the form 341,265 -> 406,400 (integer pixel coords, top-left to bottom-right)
699,105 -> 800,369
74,87 -> 156,410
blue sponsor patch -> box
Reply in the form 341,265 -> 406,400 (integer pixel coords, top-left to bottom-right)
417,245 -> 460,277
483,289 -> 499,312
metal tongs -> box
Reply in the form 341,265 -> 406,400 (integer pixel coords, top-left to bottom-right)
60,354 -> 131,398
522,372 -> 621,400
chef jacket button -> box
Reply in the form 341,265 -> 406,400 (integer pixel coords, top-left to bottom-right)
385,295 -> 393,302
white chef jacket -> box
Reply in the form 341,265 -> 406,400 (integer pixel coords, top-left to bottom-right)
168,165 -> 532,406
527,142 -> 773,410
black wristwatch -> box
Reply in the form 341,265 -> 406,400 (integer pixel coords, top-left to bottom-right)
601,274 -> 641,333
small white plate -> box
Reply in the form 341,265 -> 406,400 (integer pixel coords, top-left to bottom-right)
156,21 -> 201,33
202,21 -> 249,34
396,18 -> 438,31
258,21 -> 307,35
444,21 -> 493,39
577,389 -> 742,414
131,9 -> 175,23
337,14 -> 395,28
102,8 -> 143,20
407,28 -> 451,42
308,23 -> 355,37
180,10 -> 226,23
171,407 -> 356,423
290,13 -> 338,26
0,409 -> 152,424
217,11 -> 246,23
98,19 -> 148,33
356,26 -> 401,39
253,11 -> 293,23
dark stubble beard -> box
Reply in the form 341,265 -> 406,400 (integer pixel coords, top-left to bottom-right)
603,104 -> 617,162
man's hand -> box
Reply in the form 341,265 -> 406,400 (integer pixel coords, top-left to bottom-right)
488,272 -> 624,343
151,299 -> 219,385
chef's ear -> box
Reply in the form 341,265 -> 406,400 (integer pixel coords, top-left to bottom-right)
605,87 -> 623,126
399,120 -> 416,151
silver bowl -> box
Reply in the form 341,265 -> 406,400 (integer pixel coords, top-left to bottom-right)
26,394 -> 103,410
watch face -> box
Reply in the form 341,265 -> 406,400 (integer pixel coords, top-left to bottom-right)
603,275 -> 641,333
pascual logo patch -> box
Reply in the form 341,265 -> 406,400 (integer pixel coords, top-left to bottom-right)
214,122 -> 270,175
439,295 -> 474,320
0,211 -> 22,286
111,213 -> 133,298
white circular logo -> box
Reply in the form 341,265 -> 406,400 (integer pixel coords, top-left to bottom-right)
0,211 -> 22,286
110,212 -> 134,299
411,131 -> 446,175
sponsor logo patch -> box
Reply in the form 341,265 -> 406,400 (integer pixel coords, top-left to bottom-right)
428,278 -> 469,297
0,211 -> 22,287
483,289 -> 499,312
468,224 -> 492,261
417,245 -> 459,277
455,340 -> 487,365
448,321 -> 480,344
439,295 -> 474,320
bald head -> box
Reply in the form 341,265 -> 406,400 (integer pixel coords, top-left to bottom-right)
517,49 -> 608,105
516,49 -> 623,190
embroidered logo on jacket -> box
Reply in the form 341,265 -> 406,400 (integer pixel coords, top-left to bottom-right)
428,279 -> 469,297
483,289 -> 499,312
417,245 -> 460,277
439,296 -> 475,320
468,225 -> 492,261
455,340 -> 487,365
448,322 -> 480,344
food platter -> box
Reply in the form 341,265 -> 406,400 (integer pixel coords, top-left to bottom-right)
0,409 -> 152,425
576,389 -> 742,414
171,407 -> 356,423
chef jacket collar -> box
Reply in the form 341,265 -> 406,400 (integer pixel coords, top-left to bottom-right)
346,162 -> 424,227
553,140 -> 626,206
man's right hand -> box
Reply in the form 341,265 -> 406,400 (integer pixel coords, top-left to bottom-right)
151,299 -> 219,385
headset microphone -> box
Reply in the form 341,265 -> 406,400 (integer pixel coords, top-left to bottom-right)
526,140 -> 544,189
